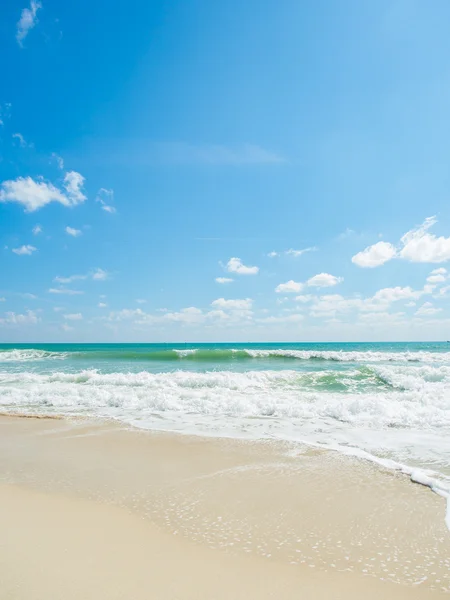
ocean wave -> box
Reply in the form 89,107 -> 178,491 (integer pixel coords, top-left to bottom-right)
3,347 -> 450,364
1,367 -> 450,430
0,349 -> 68,362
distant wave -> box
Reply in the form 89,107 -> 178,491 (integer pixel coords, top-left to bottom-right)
3,347 -> 450,364
0,349 -> 68,362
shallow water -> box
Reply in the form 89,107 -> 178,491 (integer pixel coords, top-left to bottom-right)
1,342 -> 450,503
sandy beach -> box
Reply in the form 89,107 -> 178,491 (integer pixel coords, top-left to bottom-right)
0,415 -> 449,599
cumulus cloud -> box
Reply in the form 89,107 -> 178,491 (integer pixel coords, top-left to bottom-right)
0,172 -> 86,212
352,217 -> 450,268
307,273 -> 343,287
136,299 -> 147,304
372,286 -> 423,302
16,0 -> 41,47
0,310 -> 39,325
215,277 -> 233,284
32,224 -> 42,235
65,226 -> 82,237
275,280 -> 303,293
98,302 -> 107,308
12,244 -> 36,255
352,241 -> 397,268
92,268 -> 108,281
226,257 -> 259,275
427,267 -> 447,284
61,323 -> 74,332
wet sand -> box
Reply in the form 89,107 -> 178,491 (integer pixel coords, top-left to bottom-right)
0,415 -> 449,599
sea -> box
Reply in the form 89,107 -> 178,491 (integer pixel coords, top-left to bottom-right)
1,341 -> 450,520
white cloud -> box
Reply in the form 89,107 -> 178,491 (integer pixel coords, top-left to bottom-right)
12,132 -> 33,148
21,292 -> 37,299
415,302 -> 442,317
54,268 -> 108,285
215,277 -> 233,284
92,268 -> 108,281
257,314 -> 304,324
295,295 -> 314,303
98,302 -> 107,308
307,273 -> 343,287
268,247 -> 316,258
61,323 -> 74,332
65,226 -> 82,237
0,172 -> 86,212
53,307 -> 64,312
226,257 -> 259,275
211,298 -> 252,310
0,310 -> 39,325
16,0 -> 41,47
352,241 -> 397,268
0,298 -> 5,302
63,313 -> 83,321
275,280 -> 303,293
405,301 -> 416,307
426,267 -> 447,284
12,244 -> 36,255
49,288 -> 84,295
96,188 -> 116,214
353,217 -> 450,268
32,224 -> 42,235
164,307 -> 203,324
64,171 -> 86,204
372,286 -> 422,302
54,274 -> 86,284
51,153 -> 64,170
136,299 -> 147,304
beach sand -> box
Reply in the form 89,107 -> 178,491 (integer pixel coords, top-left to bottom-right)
1,415 -> 449,599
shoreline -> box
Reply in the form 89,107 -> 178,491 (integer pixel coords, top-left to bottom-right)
1,415 -> 450,598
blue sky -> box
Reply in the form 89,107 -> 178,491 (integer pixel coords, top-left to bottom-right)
2,0 -> 450,342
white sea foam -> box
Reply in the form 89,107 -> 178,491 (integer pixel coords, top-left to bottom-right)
244,348 -> 450,363
0,349 -> 68,362
1,365 -> 449,527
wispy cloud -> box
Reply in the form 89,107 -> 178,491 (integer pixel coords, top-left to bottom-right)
53,268 -> 109,285
96,188 -> 116,214
32,224 -> 42,235
12,132 -> 33,148
16,0 -> 42,48
48,288 -> 84,295
268,247 -> 316,258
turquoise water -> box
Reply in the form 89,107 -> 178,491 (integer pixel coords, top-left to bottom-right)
1,342 -> 450,505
